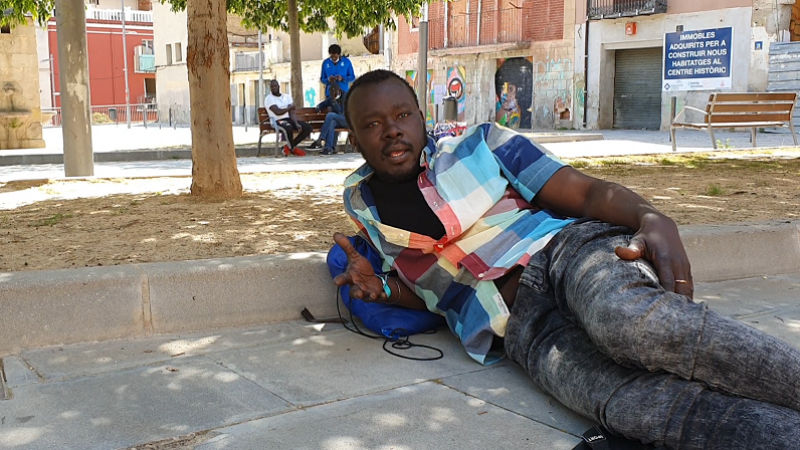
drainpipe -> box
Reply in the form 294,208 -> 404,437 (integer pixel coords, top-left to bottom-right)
465,0 -> 470,45
494,0 -> 499,44
582,0 -> 590,129
476,0 -> 482,46
444,2 -> 448,48
417,3 -> 429,119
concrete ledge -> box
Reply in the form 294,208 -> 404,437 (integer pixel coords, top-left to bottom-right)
0,266 -> 145,354
680,220 -> 800,282
522,133 -> 604,144
0,146 -> 264,166
144,253 -> 337,334
0,221 -> 798,354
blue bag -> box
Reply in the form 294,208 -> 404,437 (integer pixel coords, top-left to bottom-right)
326,236 -> 446,339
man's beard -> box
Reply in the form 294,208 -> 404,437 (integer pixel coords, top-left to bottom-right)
356,137 -> 426,184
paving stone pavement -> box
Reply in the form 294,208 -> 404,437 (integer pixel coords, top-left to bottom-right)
0,275 -> 797,450
1,127 -> 798,182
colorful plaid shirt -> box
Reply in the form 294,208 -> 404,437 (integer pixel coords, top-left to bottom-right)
343,123 -> 575,365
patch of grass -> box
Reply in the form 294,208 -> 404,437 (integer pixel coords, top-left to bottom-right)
34,213 -> 72,227
91,112 -> 114,125
659,158 -> 677,166
715,138 -> 734,149
704,183 -> 726,196
570,160 -> 591,169
597,158 -> 628,166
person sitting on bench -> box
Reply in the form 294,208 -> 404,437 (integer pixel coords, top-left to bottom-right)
264,79 -> 311,157
307,83 -> 349,156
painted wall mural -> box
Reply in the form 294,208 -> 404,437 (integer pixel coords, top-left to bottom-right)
533,57 -> 573,127
405,69 -> 435,128
446,66 -> 467,122
304,87 -> 317,107
495,57 -> 533,129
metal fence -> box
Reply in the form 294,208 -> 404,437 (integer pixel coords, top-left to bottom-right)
87,8 -> 153,23
42,104 -> 160,128
234,52 -> 264,72
588,0 -> 667,19
444,8 -> 522,49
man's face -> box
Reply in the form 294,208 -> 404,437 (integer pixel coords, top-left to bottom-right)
330,52 -> 341,63
348,80 -> 427,183
269,81 -> 280,95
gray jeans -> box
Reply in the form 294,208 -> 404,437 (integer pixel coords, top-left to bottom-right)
505,220 -> 800,449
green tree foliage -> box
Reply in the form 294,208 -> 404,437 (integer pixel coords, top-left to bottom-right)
0,0 -> 54,26
164,0 -> 423,39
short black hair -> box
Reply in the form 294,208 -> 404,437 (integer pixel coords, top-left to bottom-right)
344,69 -> 420,128
328,44 -> 342,55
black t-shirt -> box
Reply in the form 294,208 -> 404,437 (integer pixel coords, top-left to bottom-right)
367,171 -> 446,240
367,169 -> 520,292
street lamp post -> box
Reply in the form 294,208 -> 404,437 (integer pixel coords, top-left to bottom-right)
121,0 -> 131,128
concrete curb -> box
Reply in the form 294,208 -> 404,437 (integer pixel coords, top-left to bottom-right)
0,134 -> 605,167
0,146 -> 263,166
1,220 -> 798,355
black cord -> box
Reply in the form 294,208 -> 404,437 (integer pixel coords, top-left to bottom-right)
335,287 -> 443,361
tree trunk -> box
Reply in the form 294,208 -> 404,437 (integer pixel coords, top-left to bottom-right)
186,0 -> 243,198
287,0 -> 304,106
55,0 -> 94,176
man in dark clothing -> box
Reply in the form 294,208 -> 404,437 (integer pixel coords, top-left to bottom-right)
308,83 -> 348,155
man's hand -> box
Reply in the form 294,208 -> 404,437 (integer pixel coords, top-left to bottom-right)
615,214 -> 694,299
293,121 -> 301,131
328,75 -> 337,83
287,104 -> 296,112
332,232 -> 387,302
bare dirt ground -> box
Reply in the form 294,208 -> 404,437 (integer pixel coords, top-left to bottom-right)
1,153 -> 798,273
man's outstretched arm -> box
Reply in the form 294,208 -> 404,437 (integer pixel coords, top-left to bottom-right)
534,166 -> 694,299
332,233 -> 428,310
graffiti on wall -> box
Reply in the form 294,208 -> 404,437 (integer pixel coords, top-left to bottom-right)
573,74 -> 586,126
533,57 -> 573,127
405,70 -> 435,128
495,57 -> 533,129
304,87 -> 317,108
446,66 -> 467,122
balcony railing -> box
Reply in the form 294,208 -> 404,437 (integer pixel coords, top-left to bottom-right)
442,8 -> 523,49
135,54 -> 155,73
86,8 -> 153,23
588,0 -> 667,19
234,52 -> 263,72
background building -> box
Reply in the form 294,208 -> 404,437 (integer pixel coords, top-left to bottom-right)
153,6 -> 386,126
392,0 -> 577,130
575,0 -> 800,131
44,1 -> 155,110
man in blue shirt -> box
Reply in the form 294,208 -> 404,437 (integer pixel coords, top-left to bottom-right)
320,44 -> 355,98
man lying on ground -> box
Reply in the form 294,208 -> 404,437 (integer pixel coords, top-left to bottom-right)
332,69 -> 800,449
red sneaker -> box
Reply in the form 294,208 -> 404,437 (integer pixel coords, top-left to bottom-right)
292,147 -> 307,157
282,145 -> 291,157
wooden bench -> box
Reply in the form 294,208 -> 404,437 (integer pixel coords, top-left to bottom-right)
669,92 -> 798,152
257,107 -> 350,157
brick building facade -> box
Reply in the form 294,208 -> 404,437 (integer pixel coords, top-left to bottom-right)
392,0 -> 575,130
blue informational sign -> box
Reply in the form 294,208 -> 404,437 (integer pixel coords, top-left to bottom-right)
663,27 -> 733,91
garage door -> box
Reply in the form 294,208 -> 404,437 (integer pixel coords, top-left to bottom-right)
614,47 -> 663,130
